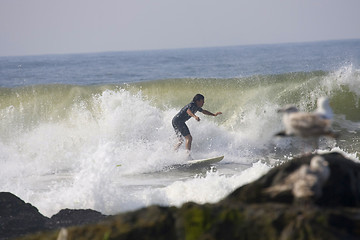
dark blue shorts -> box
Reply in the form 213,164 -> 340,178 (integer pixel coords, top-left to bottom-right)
172,119 -> 190,137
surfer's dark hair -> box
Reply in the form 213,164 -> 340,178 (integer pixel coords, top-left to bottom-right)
193,94 -> 204,102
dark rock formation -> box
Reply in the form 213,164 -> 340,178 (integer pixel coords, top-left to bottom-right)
0,192 -> 48,240
46,209 -> 107,229
0,193 -> 107,240
224,152 -> 360,207
7,152 -> 360,240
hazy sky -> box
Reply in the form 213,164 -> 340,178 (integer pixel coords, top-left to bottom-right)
1,0 -> 360,56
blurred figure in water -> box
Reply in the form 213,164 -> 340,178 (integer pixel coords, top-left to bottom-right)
276,97 -> 339,150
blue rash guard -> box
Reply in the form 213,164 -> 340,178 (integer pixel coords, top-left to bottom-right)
172,101 -> 203,137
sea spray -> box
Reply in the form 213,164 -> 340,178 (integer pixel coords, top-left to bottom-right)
162,161 -> 271,207
0,66 -> 360,216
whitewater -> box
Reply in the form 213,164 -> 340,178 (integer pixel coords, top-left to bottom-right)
1,40 -> 360,217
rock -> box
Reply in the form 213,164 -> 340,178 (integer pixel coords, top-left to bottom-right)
0,193 -> 108,240
0,192 -> 48,240
224,152 -> 360,207
47,209 -> 107,229
11,152 -> 360,240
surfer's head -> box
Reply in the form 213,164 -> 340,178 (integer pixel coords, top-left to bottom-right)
193,94 -> 205,107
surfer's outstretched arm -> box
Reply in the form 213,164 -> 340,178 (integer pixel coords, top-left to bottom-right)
202,110 -> 222,116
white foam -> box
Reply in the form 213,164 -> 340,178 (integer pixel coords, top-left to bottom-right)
316,147 -> 359,163
162,161 -> 271,207
0,85 -> 358,217
321,64 -> 360,101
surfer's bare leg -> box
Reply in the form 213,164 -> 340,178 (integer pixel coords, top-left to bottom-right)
184,134 -> 192,151
174,137 -> 183,151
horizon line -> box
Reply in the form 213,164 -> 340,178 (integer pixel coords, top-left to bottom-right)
1,37 -> 359,58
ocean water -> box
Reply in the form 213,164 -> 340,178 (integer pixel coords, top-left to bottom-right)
1,39 -> 360,217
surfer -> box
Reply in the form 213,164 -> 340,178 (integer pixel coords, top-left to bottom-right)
172,94 -> 222,156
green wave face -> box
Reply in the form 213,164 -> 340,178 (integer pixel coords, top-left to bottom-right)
1,68 -> 359,153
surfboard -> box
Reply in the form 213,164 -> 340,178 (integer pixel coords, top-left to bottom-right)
186,155 -> 224,166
